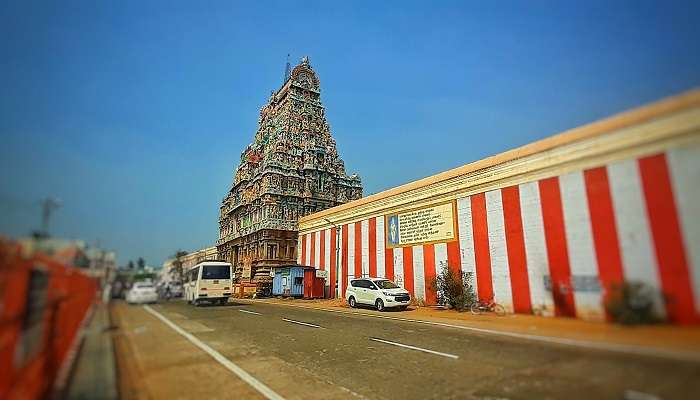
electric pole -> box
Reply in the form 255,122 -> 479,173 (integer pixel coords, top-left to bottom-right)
41,197 -> 61,237
324,218 -> 341,299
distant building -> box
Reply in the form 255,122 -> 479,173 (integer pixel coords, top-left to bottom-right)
217,57 -> 362,281
17,237 -> 115,283
83,246 -> 116,281
160,246 -> 218,283
160,258 -> 176,282
181,246 -> 218,270
18,237 -> 87,267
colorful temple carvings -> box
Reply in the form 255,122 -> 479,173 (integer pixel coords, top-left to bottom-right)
217,57 -> 362,280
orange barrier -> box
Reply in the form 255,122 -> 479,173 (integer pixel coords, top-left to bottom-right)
0,239 -> 98,400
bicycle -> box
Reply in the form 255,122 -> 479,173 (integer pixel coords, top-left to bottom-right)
470,299 -> 506,316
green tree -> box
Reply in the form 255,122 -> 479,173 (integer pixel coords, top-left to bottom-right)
137,257 -> 145,270
430,267 -> 476,312
133,272 -> 157,282
172,250 -> 188,282
127,260 -> 134,270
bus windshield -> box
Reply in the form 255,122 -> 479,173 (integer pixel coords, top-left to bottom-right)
201,265 -> 230,280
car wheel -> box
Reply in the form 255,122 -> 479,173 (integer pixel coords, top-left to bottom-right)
375,299 -> 385,312
399,306 -> 408,311
348,296 -> 357,308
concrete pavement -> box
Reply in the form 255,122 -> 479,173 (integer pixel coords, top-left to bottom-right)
113,299 -> 700,400
66,303 -> 118,400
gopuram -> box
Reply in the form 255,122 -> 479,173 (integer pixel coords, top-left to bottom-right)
217,57 -> 363,281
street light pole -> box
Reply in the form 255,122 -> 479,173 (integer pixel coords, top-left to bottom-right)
324,218 -> 341,299
40,197 -> 61,237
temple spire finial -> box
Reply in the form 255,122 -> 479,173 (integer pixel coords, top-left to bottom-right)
284,53 -> 291,82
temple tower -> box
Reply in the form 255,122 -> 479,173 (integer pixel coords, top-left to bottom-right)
217,57 -> 362,280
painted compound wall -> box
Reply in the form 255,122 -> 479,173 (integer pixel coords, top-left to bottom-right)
297,90 -> 700,324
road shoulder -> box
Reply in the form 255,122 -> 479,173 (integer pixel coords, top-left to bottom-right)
110,302 -> 266,400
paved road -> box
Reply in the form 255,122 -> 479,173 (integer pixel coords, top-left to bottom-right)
123,300 -> 700,400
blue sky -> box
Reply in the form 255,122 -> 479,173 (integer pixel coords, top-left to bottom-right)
1,0 -> 699,267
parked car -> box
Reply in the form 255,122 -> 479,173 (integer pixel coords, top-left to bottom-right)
169,282 -> 184,297
126,282 -> 158,304
158,281 -> 184,299
345,277 -> 411,311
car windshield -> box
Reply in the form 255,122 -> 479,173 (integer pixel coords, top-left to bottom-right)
202,265 -> 230,280
136,284 -> 153,289
374,280 -> 399,289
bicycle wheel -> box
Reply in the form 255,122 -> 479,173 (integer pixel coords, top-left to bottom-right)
493,304 -> 506,316
470,303 -> 481,315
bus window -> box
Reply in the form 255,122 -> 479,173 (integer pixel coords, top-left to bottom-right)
202,265 -> 230,280
190,266 -> 200,282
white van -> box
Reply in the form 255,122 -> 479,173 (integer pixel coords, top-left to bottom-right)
345,277 -> 411,311
185,261 -> 233,306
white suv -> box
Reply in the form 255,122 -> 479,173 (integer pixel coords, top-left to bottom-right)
126,282 -> 158,304
345,277 -> 411,311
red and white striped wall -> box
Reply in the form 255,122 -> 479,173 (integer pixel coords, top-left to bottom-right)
298,146 -> 700,323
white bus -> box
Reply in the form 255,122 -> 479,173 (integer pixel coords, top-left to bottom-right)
184,261 -> 233,306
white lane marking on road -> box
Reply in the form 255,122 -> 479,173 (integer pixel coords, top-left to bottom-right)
237,300 -> 700,363
143,305 -> 285,400
239,309 -> 262,315
369,337 -> 459,359
282,318 -> 323,329
623,390 -> 660,400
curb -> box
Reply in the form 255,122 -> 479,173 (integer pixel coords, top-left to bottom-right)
64,302 -> 119,400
